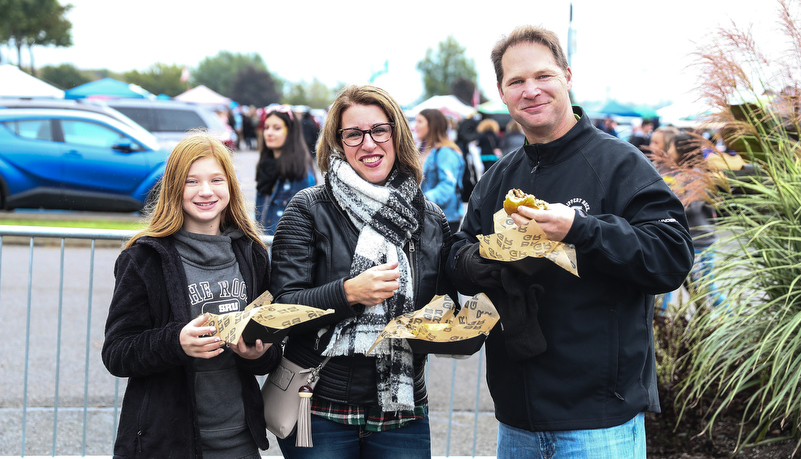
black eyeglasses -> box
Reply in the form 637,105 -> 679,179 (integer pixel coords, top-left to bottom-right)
338,122 -> 395,147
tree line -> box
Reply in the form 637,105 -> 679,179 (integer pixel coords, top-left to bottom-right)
1,1 -> 484,109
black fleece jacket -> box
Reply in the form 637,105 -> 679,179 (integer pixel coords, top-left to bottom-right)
102,233 -> 280,458
448,107 -> 694,432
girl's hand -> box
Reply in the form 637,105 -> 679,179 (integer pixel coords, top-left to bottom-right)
180,313 -> 224,359
344,261 -> 400,306
229,337 -> 271,360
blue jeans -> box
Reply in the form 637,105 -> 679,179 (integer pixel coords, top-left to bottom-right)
277,414 -> 431,459
497,413 -> 645,459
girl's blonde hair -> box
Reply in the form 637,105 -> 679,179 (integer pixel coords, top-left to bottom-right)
125,132 -> 266,250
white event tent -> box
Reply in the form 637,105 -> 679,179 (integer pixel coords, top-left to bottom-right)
0,64 -> 64,98
405,95 -> 476,119
174,85 -> 231,108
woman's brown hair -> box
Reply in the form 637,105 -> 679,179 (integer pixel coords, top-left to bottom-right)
317,85 -> 423,184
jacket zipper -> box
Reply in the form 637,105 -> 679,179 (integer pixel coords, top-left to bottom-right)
407,239 -> 416,295
531,152 -> 540,175
136,382 -> 151,453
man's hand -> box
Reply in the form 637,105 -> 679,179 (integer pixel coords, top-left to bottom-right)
511,203 -> 575,241
454,243 -> 504,290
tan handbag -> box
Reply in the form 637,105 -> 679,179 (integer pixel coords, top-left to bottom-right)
261,356 -> 330,444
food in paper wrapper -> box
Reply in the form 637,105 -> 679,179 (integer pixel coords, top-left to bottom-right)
202,290 -> 334,345
503,188 -> 549,215
477,208 -> 579,277
366,293 -> 499,356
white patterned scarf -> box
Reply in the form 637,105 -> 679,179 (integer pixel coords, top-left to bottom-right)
324,155 -> 421,411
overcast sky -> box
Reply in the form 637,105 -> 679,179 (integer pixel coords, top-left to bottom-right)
7,0 -> 788,107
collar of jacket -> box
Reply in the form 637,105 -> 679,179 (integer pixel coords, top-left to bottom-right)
522,106 -> 592,169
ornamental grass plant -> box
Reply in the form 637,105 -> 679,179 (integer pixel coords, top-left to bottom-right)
669,0 -> 801,455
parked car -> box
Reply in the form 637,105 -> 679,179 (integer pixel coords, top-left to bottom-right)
0,108 -> 169,212
102,99 -> 237,150
0,97 -> 154,140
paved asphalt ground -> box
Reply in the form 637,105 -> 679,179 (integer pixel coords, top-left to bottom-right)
0,148 -> 498,457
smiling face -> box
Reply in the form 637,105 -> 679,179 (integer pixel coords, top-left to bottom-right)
340,104 -> 396,185
182,155 -> 230,235
263,114 -> 288,153
498,42 -> 575,144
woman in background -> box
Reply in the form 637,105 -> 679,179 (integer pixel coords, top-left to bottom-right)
475,118 -> 502,171
649,125 -> 680,157
415,108 -> 465,233
255,105 -> 316,234
649,132 -> 727,312
501,119 -> 525,155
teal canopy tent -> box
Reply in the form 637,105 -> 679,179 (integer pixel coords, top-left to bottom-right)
64,78 -> 153,100
596,100 -> 642,117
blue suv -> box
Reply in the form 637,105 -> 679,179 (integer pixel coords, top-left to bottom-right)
0,108 -> 169,212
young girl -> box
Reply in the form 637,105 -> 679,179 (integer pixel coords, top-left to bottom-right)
415,108 -> 465,234
255,105 -> 317,234
102,133 -> 281,458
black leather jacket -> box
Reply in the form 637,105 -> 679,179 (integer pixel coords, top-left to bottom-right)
270,182 -> 455,406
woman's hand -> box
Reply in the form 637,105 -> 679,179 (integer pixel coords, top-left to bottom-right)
180,313 -> 225,359
511,203 -> 575,242
229,337 -> 272,360
344,261 -> 400,306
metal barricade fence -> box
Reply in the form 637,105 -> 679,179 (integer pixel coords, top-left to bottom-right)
0,226 -> 497,458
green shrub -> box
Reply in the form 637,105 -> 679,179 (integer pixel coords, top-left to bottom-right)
675,0 -> 801,453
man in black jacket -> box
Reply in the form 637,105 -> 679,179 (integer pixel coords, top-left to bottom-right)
446,25 -> 694,458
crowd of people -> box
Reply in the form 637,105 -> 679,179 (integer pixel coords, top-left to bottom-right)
98,22 -> 749,459
628,121 -> 745,312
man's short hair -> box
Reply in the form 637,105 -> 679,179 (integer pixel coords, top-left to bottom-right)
491,25 -> 569,85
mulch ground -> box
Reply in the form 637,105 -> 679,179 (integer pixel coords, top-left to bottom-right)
646,399 -> 798,458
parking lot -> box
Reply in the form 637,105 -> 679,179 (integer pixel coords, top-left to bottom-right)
0,149 -> 499,457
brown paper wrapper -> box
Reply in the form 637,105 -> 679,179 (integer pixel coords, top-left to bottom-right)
476,209 -> 579,277
366,293 -> 499,356
202,290 -> 334,344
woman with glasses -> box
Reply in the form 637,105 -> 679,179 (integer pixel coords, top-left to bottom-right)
415,108 -> 465,234
270,85 -> 456,458
255,105 -> 317,234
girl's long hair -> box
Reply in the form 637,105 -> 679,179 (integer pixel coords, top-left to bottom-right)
125,132 -> 266,250
259,108 -> 313,182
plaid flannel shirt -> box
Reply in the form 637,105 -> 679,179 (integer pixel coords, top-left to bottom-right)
311,398 -> 427,432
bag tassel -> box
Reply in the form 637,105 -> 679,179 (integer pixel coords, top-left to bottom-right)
295,385 -> 314,447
